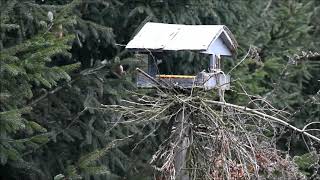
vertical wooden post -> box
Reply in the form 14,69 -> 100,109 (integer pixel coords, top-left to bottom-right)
209,55 -> 216,72
174,108 -> 190,180
148,55 -> 157,77
210,54 -> 222,72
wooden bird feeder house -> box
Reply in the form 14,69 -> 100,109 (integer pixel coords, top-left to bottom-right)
126,22 -> 238,90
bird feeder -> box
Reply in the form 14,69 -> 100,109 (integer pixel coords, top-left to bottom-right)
126,22 -> 238,90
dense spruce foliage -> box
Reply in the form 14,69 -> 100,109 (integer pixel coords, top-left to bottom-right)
0,0 -> 319,179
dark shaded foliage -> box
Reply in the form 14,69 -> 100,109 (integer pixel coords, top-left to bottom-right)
0,0 -> 319,179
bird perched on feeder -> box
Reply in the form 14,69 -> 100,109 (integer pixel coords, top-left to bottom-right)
196,70 -> 210,83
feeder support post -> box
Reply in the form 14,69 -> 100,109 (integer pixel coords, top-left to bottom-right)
174,109 -> 190,180
148,55 -> 157,78
209,54 -> 216,72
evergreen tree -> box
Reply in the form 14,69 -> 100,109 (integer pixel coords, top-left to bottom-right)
0,0 -> 319,179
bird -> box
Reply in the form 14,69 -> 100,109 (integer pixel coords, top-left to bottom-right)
114,64 -> 124,76
196,70 -> 209,82
47,11 -> 54,30
111,64 -> 126,78
47,11 -> 53,23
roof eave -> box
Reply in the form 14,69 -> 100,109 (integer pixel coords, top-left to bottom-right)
222,26 -> 238,55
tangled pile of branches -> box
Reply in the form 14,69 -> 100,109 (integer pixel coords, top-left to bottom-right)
100,88 -> 319,180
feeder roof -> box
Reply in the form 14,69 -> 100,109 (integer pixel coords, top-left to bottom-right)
126,22 -> 238,55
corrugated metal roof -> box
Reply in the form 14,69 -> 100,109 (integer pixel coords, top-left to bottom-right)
126,22 -> 237,54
